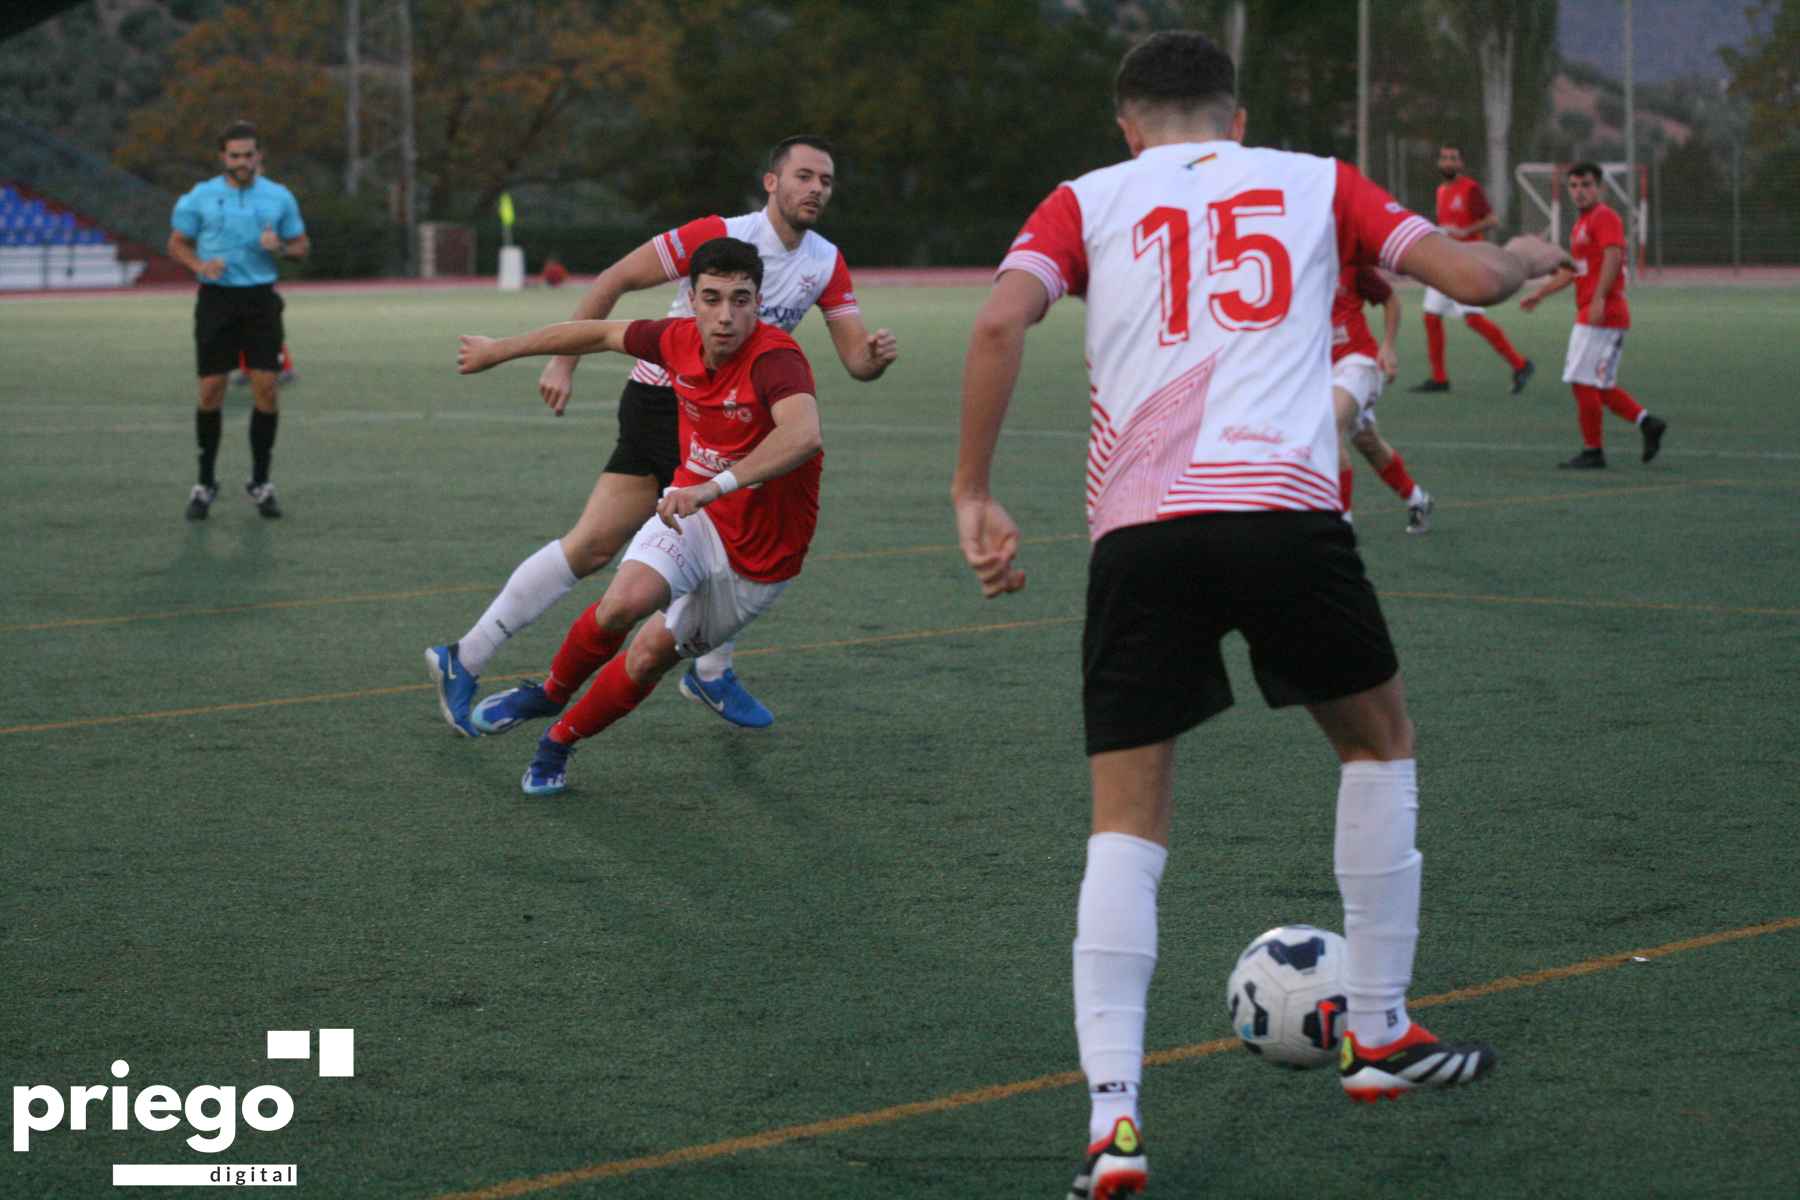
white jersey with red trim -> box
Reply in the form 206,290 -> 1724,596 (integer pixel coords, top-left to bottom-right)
999,141 -> 1433,541
629,209 -> 858,386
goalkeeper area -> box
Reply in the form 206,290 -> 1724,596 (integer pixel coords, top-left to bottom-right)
3,277 -> 1797,1197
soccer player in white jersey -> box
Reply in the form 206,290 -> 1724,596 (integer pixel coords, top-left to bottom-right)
951,32 -> 1568,1198
425,136 -> 898,735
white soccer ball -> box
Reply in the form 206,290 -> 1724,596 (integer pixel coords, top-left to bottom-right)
1225,924 -> 1348,1069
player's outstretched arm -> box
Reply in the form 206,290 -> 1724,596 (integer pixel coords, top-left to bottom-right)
458,320 -> 634,375
827,314 -> 900,381
538,240 -> 671,413
1519,266 -> 1575,312
952,269 -> 1044,599
655,393 -> 822,529
1398,232 -> 1569,308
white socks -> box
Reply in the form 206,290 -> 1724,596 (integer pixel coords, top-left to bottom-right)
693,643 -> 736,682
1334,759 -> 1421,1047
457,540 -> 579,675
1074,832 -> 1166,1141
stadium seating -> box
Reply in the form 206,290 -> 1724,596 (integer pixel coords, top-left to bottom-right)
0,180 -> 147,289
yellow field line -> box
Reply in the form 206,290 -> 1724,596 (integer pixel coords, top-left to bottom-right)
0,584 -> 495,634
1386,590 -> 1800,618
432,917 -> 1800,1199
0,617 -> 1078,736
0,538 -> 1086,635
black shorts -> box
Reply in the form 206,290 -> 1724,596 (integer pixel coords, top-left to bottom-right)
1083,511 -> 1399,756
194,283 -> 284,377
602,380 -> 680,490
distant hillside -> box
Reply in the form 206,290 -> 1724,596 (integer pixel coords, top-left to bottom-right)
1558,0 -> 1757,84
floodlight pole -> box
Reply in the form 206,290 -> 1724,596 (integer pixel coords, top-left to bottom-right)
344,0 -> 360,195
397,0 -> 417,277
1356,0 -> 1370,175
1623,0 -> 1637,278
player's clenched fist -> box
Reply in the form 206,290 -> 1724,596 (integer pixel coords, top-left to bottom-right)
458,334 -> 498,374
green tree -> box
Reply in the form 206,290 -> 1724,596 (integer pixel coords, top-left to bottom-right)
1721,0 -> 1800,153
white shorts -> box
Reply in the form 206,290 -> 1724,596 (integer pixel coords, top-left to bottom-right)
1421,285 -> 1484,318
1331,356 -> 1384,435
1561,325 -> 1626,388
620,505 -> 788,659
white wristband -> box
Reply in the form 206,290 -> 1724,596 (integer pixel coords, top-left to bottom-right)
712,470 -> 740,496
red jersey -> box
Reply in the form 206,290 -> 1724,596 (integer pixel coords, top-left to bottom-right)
623,319 -> 822,583
1330,265 -> 1393,364
1435,175 -> 1490,242
1570,202 -> 1630,329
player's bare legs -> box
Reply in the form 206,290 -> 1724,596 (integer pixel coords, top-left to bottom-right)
1071,740 -> 1171,1197
562,470 -> 660,576
1333,387 -> 1433,533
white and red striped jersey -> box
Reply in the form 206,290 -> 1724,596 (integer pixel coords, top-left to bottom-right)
999,141 -> 1433,541
629,209 -> 859,387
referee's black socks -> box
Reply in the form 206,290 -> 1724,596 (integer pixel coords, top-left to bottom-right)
196,408 -> 223,488
249,408 -> 279,485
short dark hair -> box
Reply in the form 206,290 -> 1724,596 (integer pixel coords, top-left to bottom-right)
1114,31 -> 1235,116
1567,161 -> 1603,183
689,237 -> 764,290
219,121 -> 259,150
768,135 -> 835,174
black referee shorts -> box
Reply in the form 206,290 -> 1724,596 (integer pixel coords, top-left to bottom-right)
194,283 -> 284,377
602,380 -> 680,490
1082,510 -> 1400,756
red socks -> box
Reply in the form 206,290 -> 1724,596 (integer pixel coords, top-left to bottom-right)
1423,314 -> 1447,383
1602,387 -> 1644,423
549,652 -> 659,744
1377,453 -> 1417,500
544,603 -> 626,704
1463,314 -> 1526,371
1572,385 -> 1605,448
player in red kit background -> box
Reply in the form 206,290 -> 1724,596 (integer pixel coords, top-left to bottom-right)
1409,144 -> 1535,397
953,32 -> 1569,1198
1331,264 -> 1435,533
1520,161 -> 1668,468
454,238 -> 824,795
425,136 -> 896,737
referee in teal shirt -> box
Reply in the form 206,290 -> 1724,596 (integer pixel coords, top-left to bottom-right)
168,120 -> 309,520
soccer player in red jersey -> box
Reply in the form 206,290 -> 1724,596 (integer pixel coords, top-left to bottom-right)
454,238 -> 825,795
425,136 -> 896,736
1519,161 -> 1668,468
1408,144 -> 1535,396
953,32 -> 1568,1195
1332,264 -> 1435,533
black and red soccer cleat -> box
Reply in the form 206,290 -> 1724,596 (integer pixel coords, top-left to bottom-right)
1338,1022 -> 1496,1102
1067,1116 -> 1148,1199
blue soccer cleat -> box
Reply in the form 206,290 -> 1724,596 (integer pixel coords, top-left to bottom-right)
425,643 -> 479,737
472,680 -> 565,735
677,668 -> 773,729
521,735 -> 574,796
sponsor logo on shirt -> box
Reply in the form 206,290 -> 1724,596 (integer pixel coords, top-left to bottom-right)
1011,232 -> 1035,248
688,443 -> 738,476
669,230 -> 687,260
1221,425 -> 1284,445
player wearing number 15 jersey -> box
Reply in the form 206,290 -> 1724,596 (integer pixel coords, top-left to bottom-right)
950,31 -> 1568,1197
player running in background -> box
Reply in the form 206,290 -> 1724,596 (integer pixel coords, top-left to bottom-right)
1333,265 -> 1434,533
425,136 -> 896,735
951,32 -> 1568,1198
454,238 -> 824,795
1519,161 -> 1668,469
1408,143 -> 1534,397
